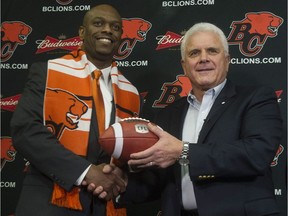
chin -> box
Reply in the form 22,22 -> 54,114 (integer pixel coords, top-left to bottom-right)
94,51 -> 114,60
199,82 -> 214,91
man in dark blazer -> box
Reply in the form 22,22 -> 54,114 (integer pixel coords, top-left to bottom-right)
10,4 -> 140,216
124,22 -> 283,216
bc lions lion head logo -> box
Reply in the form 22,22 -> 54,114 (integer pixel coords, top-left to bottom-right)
243,12 -> 283,37
1,137 -> 16,170
228,12 -> 283,56
121,18 -> 151,41
45,88 -> 88,139
114,18 -> 152,60
1,21 -> 32,62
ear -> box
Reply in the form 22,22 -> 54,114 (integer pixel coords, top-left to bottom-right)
225,54 -> 231,72
79,26 -> 85,40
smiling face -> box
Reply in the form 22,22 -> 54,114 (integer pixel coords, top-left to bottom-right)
181,31 -> 230,96
79,5 -> 123,68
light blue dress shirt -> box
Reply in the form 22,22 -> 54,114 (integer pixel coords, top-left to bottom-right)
181,79 -> 226,210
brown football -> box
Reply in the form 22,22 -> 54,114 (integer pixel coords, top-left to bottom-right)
98,117 -> 159,163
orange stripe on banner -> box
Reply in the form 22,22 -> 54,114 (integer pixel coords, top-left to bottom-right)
47,70 -> 91,96
113,87 -> 140,113
116,109 -> 134,119
111,73 -> 136,85
50,61 -> 89,71
60,130 -> 89,156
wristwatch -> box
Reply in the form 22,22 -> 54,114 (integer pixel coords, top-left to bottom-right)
178,141 -> 190,165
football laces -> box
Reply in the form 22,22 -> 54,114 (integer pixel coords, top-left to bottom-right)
121,117 -> 150,123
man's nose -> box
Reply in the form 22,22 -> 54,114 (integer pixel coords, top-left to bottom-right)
200,51 -> 209,62
102,23 -> 112,33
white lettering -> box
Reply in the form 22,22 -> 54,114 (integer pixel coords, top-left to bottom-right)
162,0 -> 214,7
275,189 -> 282,196
156,35 -> 183,45
116,60 -> 149,67
36,39 -> 82,49
0,182 -> 16,188
42,5 -> 90,12
230,57 -> 282,65
0,99 -> 18,106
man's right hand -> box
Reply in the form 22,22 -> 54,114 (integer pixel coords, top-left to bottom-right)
81,163 -> 126,200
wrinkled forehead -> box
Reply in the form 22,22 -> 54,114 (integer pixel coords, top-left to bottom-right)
188,31 -> 223,48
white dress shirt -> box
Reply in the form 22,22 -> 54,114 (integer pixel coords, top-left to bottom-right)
181,79 -> 226,210
75,62 -> 114,185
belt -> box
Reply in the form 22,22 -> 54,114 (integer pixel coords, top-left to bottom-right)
181,209 -> 199,216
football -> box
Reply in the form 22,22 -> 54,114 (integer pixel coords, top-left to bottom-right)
98,117 -> 159,163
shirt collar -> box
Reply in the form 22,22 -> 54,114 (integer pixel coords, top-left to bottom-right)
88,61 -> 112,84
187,79 -> 227,106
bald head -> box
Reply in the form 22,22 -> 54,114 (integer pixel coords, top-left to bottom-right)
82,4 -> 121,26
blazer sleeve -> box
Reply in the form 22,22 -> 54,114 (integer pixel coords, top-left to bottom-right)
10,62 -> 90,191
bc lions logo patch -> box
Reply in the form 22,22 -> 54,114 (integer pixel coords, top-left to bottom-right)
1,21 -> 32,62
227,12 -> 283,56
1,137 -> 16,170
114,18 -> 152,60
45,88 -> 88,139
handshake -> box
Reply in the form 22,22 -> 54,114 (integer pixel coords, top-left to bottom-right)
81,163 -> 127,201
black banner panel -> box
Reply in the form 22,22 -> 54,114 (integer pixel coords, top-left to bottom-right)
1,0 -> 287,215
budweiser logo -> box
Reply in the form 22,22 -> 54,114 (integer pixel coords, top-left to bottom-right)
275,90 -> 283,103
275,90 -> 283,98
0,94 -> 21,112
35,36 -> 82,54
156,31 -> 184,50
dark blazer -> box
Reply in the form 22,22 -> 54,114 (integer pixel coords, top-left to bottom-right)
123,80 -> 282,216
10,63 -> 110,216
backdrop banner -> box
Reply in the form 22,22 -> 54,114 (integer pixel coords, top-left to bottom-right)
1,0 -> 287,216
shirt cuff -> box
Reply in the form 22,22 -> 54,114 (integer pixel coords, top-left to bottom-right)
75,164 -> 91,186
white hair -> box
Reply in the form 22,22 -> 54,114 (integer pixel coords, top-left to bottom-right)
180,22 -> 229,59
